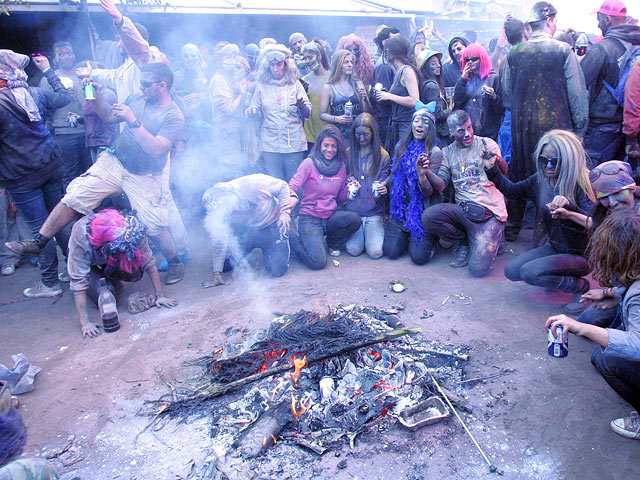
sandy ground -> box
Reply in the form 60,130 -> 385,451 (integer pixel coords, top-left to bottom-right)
1,227 -> 639,480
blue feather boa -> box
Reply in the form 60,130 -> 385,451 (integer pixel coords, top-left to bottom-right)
390,140 -> 426,240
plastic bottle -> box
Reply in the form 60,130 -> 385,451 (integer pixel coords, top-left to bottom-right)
98,278 -> 120,333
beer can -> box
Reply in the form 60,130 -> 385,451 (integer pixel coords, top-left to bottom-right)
372,181 -> 382,198
344,100 -> 353,118
374,82 -> 383,94
547,325 -> 568,358
348,183 -> 358,200
67,112 -> 78,128
83,83 -> 96,100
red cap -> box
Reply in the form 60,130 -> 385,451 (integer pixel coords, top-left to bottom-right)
596,0 -> 627,16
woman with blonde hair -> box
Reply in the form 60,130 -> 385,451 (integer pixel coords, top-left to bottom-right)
336,34 -> 374,89
246,44 -> 311,181
483,129 -> 596,315
319,50 -> 371,148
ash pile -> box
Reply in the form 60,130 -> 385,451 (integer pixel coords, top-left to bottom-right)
146,305 -> 471,477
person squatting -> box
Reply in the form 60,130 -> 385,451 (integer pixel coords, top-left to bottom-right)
1,0 -> 640,454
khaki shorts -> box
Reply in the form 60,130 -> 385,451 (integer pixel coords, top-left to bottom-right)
62,150 -> 169,236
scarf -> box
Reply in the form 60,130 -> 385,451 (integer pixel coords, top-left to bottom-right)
311,153 -> 343,177
0,50 -> 41,122
390,140 -> 427,240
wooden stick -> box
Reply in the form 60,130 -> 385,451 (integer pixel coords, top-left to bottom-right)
162,327 -> 421,408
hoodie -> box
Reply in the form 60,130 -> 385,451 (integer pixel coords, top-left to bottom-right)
442,36 -> 469,87
581,24 -> 640,125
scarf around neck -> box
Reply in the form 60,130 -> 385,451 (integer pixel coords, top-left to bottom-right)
311,153 -> 343,177
390,140 -> 426,240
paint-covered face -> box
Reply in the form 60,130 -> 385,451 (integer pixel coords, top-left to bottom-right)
182,51 -> 200,71
412,114 -> 430,140
597,13 -> 611,35
347,46 -> 361,62
538,143 -> 559,179
341,54 -> 354,76
320,137 -> 338,161
303,51 -> 320,71
600,189 -> 636,210
270,60 -> 286,79
291,38 -> 306,54
55,46 -> 75,69
415,31 -> 426,45
355,126 -> 373,146
452,119 -> 473,147
428,56 -> 441,77
451,41 -> 465,63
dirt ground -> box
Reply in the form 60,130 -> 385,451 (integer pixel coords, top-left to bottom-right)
1,226 -> 638,480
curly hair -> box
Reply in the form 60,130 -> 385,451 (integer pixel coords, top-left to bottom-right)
590,208 -> 640,288
337,34 -> 374,87
256,56 -> 299,84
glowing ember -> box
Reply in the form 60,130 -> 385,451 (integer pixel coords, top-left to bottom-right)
290,392 -> 308,419
290,356 -> 307,385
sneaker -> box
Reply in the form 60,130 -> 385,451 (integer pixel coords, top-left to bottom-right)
328,249 -> 341,257
165,260 -> 184,285
23,280 -> 62,298
1,264 -> 16,276
58,271 -> 70,282
157,250 -> 192,272
449,245 -> 469,268
6,239 -> 43,256
611,411 -> 640,439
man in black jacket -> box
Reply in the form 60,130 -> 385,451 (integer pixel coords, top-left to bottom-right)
581,0 -> 640,166
0,49 -> 72,298
441,36 -> 469,88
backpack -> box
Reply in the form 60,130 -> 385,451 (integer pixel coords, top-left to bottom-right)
602,39 -> 640,107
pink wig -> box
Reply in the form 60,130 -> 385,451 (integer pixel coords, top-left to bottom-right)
461,43 -> 492,80
88,209 -> 147,274
337,34 -> 374,87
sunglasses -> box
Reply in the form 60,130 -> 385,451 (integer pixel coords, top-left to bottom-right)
589,162 -> 632,182
538,154 -> 559,169
140,80 -> 162,89
466,56 -> 480,62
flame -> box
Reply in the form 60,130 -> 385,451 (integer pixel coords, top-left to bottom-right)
371,379 -> 393,391
262,436 -> 268,448
256,349 -> 287,373
271,434 -> 277,444
290,356 -> 307,386
291,392 -> 308,419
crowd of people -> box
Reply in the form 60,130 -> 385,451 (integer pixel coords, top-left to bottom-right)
1,0 -> 640,459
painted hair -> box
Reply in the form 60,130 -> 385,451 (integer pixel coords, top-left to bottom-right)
447,109 -> 471,131
461,43 -> 492,80
533,129 -> 595,204
394,106 -> 436,166
336,34 -> 374,87
311,124 -> 348,165
590,208 -> 640,288
348,113 -> 385,179
87,209 -> 148,275
0,408 -> 27,466
302,40 -> 330,71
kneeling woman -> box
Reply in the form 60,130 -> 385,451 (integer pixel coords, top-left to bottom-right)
285,125 -> 361,269
383,101 -> 444,264
344,113 -> 391,259
483,130 -> 596,314
547,208 -> 640,440
67,210 -> 177,338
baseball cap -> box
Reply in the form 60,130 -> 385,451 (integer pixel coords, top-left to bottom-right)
594,0 -> 627,16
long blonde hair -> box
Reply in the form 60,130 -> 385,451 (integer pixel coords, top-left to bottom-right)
534,130 -> 595,203
328,50 -> 357,88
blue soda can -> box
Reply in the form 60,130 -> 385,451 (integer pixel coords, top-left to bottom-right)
547,325 -> 568,358
372,181 -> 382,198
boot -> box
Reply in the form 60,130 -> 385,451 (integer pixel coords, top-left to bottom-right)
564,278 -> 590,316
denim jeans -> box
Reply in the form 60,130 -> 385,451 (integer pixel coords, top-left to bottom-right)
422,203 -> 504,277
383,217 -> 436,265
6,175 -> 71,287
346,215 -> 385,259
291,211 -> 361,270
224,222 -> 290,277
583,123 -> 625,168
504,243 -> 592,293
56,133 -> 92,190
578,304 -> 619,328
592,346 -> 640,411
262,151 -> 306,182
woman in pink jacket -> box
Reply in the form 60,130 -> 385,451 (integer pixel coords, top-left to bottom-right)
283,125 -> 360,269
